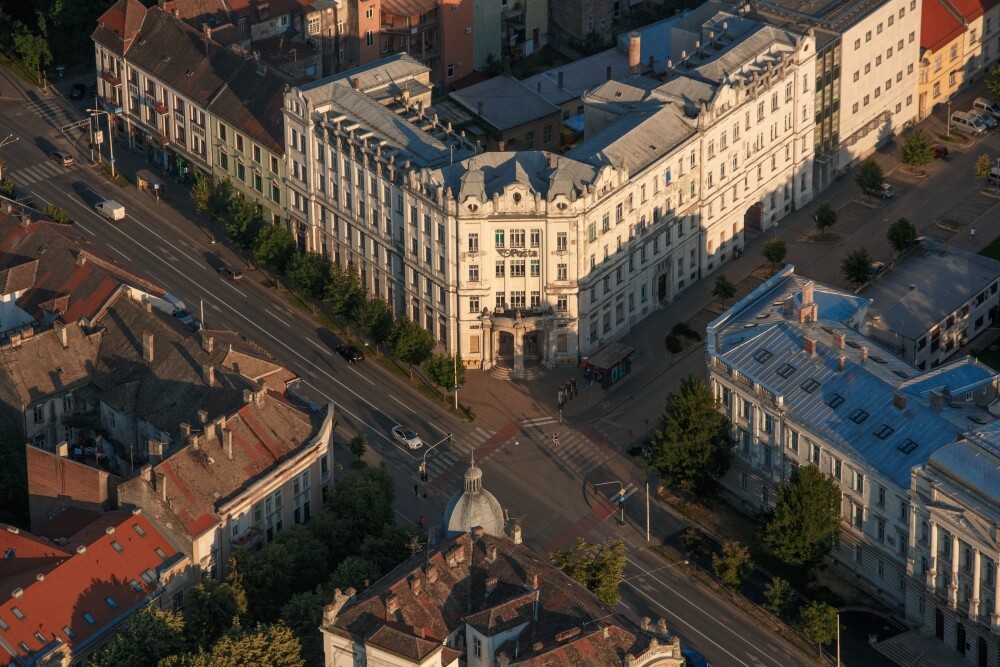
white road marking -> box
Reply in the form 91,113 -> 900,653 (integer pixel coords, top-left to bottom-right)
347,364 -> 376,386
265,309 -> 291,327
389,394 -> 418,414
308,339 -> 330,354
107,244 -> 131,262
29,190 -> 52,206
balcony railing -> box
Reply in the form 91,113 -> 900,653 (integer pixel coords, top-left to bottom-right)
101,70 -> 121,86
154,101 -> 169,115
100,97 -> 123,114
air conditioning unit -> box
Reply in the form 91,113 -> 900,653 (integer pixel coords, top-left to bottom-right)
465,27 -> 472,34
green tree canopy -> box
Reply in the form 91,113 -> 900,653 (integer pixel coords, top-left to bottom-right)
855,157 -> 884,196
183,622 -> 304,667
763,577 -> 793,618
190,175 -> 234,228
712,540 -> 752,592
841,247 -> 873,287
424,354 -> 466,392
887,217 -> 918,256
231,544 -> 294,623
90,605 -> 186,667
762,237 -> 788,274
323,465 -> 397,560
329,555 -> 381,592
12,20 -> 51,81
187,578 -> 247,647
286,252 -> 332,300
391,318 -> 436,374
712,275 -> 737,309
253,225 -> 296,274
987,67 -> 1000,99
43,204 -> 70,224
813,202 -> 837,231
977,153 -> 993,186
648,375 -> 732,496
272,525 -> 331,595
326,264 -> 364,319
899,129 -> 934,169
281,589 -> 326,667
798,601 -> 838,659
223,197 -> 266,253
549,538 -> 627,606
763,465 -> 841,567
349,433 -> 367,462
355,297 -> 395,346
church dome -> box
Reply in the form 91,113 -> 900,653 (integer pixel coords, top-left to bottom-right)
441,458 -> 505,538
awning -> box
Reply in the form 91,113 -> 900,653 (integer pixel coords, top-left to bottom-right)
587,342 -> 635,370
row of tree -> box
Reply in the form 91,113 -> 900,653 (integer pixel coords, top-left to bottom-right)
0,2 -> 112,83
190,176 -> 466,394
93,464 -> 417,665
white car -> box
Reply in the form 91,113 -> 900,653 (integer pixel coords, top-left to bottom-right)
391,425 -> 423,449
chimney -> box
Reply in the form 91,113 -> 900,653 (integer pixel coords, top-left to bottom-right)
485,576 -> 499,593
55,321 -> 68,348
384,594 -> 400,616
893,392 -> 906,411
425,566 -> 439,583
803,336 -> 816,356
557,71 -> 564,88
498,140 -> 505,152
511,521 -> 522,544
224,429 -> 234,460
353,77 -> 360,90
526,571 -> 539,590
798,301 -> 818,323
802,280 -> 815,307
172,7 -> 179,17
606,64 -> 612,81
144,301 -> 153,313
832,330 -> 845,349
155,471 -> 167,501
142,330 -> 154,364
180,422 -> 191,439
929,390 -> 944,411
56,442 -> 68,457
861,345 -> 869,364
203,24 -> 212,41
202,335 -> 214,354
837,355 -> 846,372
141,464 -> 153,482
487,543 -> 498,562
190,434 -> 201,450
203,364 -> 215,387
147,440 -> 164,463
409,576 -> 423,595
197,409 -> 208,424
628,31 -> 641,75
243,389 -> 254,404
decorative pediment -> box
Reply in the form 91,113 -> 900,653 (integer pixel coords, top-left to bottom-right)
931,504 -> 997,549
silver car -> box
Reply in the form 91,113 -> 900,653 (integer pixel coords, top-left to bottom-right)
391,425 -> 423,449
972,110 -> 997,129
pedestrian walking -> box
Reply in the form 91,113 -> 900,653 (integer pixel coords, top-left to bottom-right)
971,226 -> 977,241
414,483 -> 419,497
418,515 -> 425,529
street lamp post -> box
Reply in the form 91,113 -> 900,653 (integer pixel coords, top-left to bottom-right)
86,108 -> 116,178
0,134 -> 19,181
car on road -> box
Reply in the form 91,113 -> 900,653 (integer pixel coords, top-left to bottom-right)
335,344 -> 365,362
172,307 -> 195,327
391,425 -> 423,449
69,83 -> 86,100
681,647 -> 712,667
94,200 -> 125,220
864,182 -> 894,199
931,143 -> 949,159
972,109 -> 998,129
867,260 -> 886,279
219,265 -> 244,281
49,149 -> 74,167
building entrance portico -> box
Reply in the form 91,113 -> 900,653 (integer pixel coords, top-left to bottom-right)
479,308 -> 567,378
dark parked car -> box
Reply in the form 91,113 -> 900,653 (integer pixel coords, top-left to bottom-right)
932,143 -> 949,159
69,83 -> 86,100
218,265 -> 243,281
335,344 -> 365,363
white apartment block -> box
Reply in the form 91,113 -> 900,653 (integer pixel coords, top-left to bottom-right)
748,0 -> 921,189
706,266 -> 1000,617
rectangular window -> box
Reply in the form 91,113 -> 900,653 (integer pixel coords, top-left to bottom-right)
495,229 -> 505,247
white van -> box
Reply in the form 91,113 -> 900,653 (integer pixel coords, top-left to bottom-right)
952,111 -> 988,135
94,200 -> 125,220
973,97 -> 1000,120
990,167 -> 1000,187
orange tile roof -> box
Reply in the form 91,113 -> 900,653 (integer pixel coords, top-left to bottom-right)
947,0 -> 984,21
0,511 -> 181,664
921,0 -> 966,53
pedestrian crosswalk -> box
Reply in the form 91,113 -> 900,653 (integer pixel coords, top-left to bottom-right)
422,426 -> 493,478
521,416 -> 558,427
23,98 -> 78,127
519,416 -> 611,479
7,160 -> 74,187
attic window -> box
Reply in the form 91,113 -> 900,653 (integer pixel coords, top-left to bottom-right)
826,393 -> 845,409
104,596 -> 118,609
752,349 -> 773,363
61,626 -> 73,639
615,91 -> 623,97
800,378 -> 820,393
186,69 -> 194,77
893,370 -> 909,379
155,547 -> 168,559
846,341 -> 861,349
0,618 -> 7,630
873,424 -> 894,439
869,355 -> 887,364
11,607 -> 24,620
132,523 -> 146,537
162,55 -> 171,63
33,631 -> 45,644
776,363 -> 796,379
110,540 -> 123,553
898,439 -> 918,454
83,612 -> 96,625
849,408 -> 869,424
140,569 -> 156,584
3,548 -> 12,559
130,579 -> 143,592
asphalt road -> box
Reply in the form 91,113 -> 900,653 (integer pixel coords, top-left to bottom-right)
0,87 -> 823,666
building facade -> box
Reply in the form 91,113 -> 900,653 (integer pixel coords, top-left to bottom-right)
918,0 -> 985,120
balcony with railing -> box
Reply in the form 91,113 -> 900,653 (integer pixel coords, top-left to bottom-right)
101,70 -> 121,86
154,101 -> 169,115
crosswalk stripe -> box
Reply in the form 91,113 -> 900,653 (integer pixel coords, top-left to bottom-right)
12,167 -> 44,185
521,416 -> 557,426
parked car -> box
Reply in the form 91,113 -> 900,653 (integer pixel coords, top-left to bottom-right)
867,261 -> 886,279
69,83 -> 86,100
972,109 -> 998,129
49,149 -> 74,167
681,647 -> 712,667
951,110 -> 988,135
931,143 -> 949,159
172,307 -> 194,327
391,425 -> 423,449
973,97 -> 1000,121
865,182 -> 894,199
218,265 -> 243,281
335,344 -> 365,362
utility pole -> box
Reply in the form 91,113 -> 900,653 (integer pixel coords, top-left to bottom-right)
0,134 -> 19,181
645,482 -> 650,542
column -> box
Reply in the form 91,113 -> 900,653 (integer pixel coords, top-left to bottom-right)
906,508 -> 918,575
513,329 -> 524,373
971,549 -> 982,619
949,535 -> 960,608
993,560 -> 1000,629
482,323 -> 493,370
927,522 -> 939,592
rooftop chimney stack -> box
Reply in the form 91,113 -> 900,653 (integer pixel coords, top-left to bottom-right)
628,32 -> 641,75
861,346 -> 869,364
893,392 -> 906,411
142,330 -> 154,364
203,335 -> 214,354
832,330 -> 845,349
203,364 -> 215,387
803,336 -> 816,356
224,430 -> 233,460
929,390 -> 944,411
838,355 -> 846,372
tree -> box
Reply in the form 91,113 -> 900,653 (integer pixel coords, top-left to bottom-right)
887,217 -> 918,256
272,525 -> 331,595
813,202 -> 837,232
840,247 -> 873,287
0,428 -> 28,527
349,434 -> 367,463
712,275 -> 737,310
329,555 -> 381,592
424,354 -> 466,392
987,66 -> 1000,99
976,153 -> 993,189
798,601 -> 838,660
286,252 -> 331,300
254,225 -> 296,274
391,318 -> 436,378
899,129 -> 934,170
323,465 -> 397,560
648,375 -> 732,496
224,197 -> 265,253
185,622 -> 304,667
90,605 -> 185,667
326,264 -> 364,320
42,204 -> 69,224
762,237 -> 787,274
680,527 -> 707,561
549,538 -> 627,606
763,466 -> 841,567
711,540 -> 752,592
12,21 -> 51,83
355,297 -> 394,348
190,174 -> 234,241
187,578 -> 247,646
763,577 -> 793,618
854,157 -> 884,197
231,543 -> 295,623
281,589 -> 326,667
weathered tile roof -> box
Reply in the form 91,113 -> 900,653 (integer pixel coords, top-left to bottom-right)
0,322 -> 100,407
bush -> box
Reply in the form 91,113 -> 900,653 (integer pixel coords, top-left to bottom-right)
0,179 -> 14,198
665,334 -> 683,353
43,205 -> 71,224
671,322 -> 701,340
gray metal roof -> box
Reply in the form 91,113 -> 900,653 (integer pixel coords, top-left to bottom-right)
928,440 -> 1000,508
707,266 -> 998,488
429,151 -> 596,203
522,49 -> 639,109
451,75 -> 561,131
299,53 -> 429,101
862,239 -> 1000,340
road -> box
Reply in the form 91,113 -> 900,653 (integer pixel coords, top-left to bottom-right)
0,83 -> 824,667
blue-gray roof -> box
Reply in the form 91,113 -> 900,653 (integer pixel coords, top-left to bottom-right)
928,441 -> 1000,508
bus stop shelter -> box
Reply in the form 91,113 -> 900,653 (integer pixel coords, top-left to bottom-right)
583,342 -> 635,389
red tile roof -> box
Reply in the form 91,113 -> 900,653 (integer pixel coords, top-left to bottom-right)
921,0 -> 967,52
0,511 -> 182,664
947,0 -> 984,21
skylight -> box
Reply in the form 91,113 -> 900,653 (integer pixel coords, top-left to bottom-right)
826,394 -> 845,408
776,363 -> 796,379
898,439 -> 918,454
800,378 -> 821,393
82,613 -> 95,625
849,409 -> 870,424
132,523 -> 146,537
753,349 -> 773,363
873,424 -> 894,439
110,541 -> 123,553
